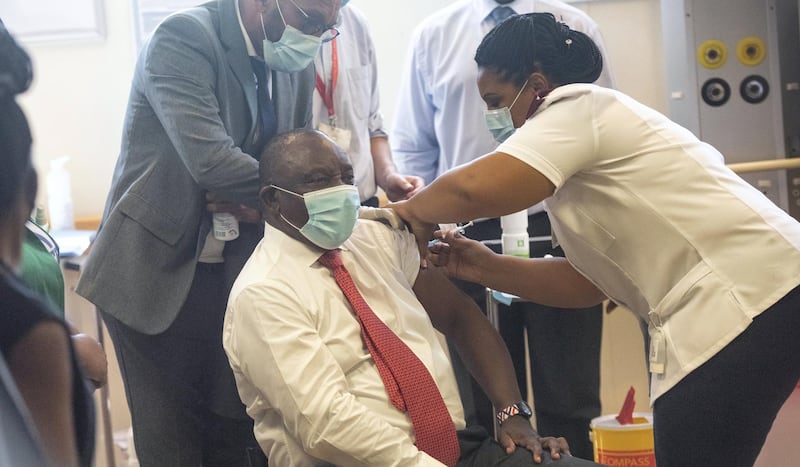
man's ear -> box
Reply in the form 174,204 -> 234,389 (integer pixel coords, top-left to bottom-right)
259,185 -> 279,216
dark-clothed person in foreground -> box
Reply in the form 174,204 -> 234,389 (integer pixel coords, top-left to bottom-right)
0,21 -> 95,467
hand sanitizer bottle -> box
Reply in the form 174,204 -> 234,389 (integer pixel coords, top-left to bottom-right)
500,210 -> 529,258
213,212 -> 239,241
46,157 -> 74,231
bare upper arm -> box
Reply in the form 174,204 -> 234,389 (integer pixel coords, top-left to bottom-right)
8,321 -> 78,467
412,266 -> 483,336
458,152 -> 556,216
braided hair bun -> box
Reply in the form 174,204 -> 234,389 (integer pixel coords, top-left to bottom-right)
475,12 -> 603,87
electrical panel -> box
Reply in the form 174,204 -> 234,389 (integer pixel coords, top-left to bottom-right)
661,0 -> 800,219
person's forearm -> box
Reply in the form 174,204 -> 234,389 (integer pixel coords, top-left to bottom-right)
450,310 -> 522,410
404,164 -> 484,224
416,268 -> 522,409
145,19 -> 261,205
480,254 -> 606,308
401,152 -> 554,224
371,136 -> 396,188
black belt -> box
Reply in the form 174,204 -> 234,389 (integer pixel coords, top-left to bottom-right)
361,196 -> 380,208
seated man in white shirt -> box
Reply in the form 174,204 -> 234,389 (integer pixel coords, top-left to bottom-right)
223,129 -> 603,466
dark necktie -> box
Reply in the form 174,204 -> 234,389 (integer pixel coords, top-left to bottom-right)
249,57 -> 277,145
318,250 -> 461,467
489,5 -> 516,26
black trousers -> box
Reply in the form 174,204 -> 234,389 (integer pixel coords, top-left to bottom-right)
102,263 -> 264,467
653,284 -> 800,467
361,196 -> 380,208
454,213 -> 602,460
457,425 -> 603,466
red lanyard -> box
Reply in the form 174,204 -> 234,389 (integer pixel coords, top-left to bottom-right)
315,38 -> 338,123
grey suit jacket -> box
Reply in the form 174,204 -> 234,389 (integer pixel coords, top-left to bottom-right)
76,0 -> 314,334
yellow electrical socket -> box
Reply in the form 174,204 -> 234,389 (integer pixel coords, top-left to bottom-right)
737,36 -> 766,66
697,39 -> 727,69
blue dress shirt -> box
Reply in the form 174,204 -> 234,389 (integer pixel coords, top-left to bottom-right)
391,0 -> 615,188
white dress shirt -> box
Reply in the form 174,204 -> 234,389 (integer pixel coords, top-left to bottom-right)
223,220 -> 465,466
313,5 -> 387,202
497,83 -> 800,402
391,0 -> 615,188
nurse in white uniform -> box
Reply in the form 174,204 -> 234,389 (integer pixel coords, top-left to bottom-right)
390,12 -> 800,467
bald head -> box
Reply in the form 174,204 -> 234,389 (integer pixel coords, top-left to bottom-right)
259,129 -> 350,190
258,129 -> 355,234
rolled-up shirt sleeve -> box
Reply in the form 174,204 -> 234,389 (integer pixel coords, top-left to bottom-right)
365,22 -> 387,140
391,28 -> 440,184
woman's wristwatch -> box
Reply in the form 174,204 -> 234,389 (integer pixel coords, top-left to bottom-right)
496,400 -> 533,426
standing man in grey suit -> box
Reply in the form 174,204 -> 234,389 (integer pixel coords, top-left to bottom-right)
76,0 -> 341,465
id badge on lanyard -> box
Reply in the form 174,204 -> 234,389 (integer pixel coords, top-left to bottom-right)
316,38 -> 352,152
648,312 -> 666,375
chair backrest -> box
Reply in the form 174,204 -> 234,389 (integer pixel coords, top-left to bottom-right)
0,357 -> 49,466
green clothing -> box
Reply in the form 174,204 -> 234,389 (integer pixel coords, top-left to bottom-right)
21,225 -> 65,315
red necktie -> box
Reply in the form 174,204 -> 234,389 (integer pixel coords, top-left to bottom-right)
318,249 -> 460,466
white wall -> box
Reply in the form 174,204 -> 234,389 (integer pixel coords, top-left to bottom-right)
13,0 -> 666,219
575,0 -> 665,109
15,0 -> 136,219
355,0 -> 667,130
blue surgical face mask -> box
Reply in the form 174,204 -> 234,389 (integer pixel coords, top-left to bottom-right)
261,0 -> 322,73
483,79 -> 529,143
271,184 -> 360,250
